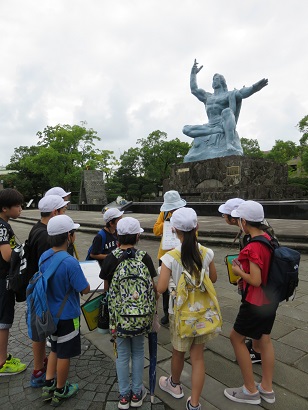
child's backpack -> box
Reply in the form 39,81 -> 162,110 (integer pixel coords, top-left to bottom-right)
250,236 -> 300,303
85,229 -> 106,260
108,248 -> 155,338
8,226 -> 46,297
169,247 -> 222,340
26,251 -> 71,341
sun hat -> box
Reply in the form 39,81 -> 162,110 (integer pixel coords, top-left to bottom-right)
170,207 -> 198,232
218,198 -> 245,215
45,187 -> 71,198
160,190 -> 186,212
231,200 -> 264,222
103,208 -> 124,223
117,217 -> 144,235
47,215 -> 80,236
38,195 -> 70,212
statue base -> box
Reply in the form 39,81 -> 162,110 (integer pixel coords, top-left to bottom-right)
164,156 -> 302,201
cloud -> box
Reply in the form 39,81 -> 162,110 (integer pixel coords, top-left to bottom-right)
0,0 -> 307,165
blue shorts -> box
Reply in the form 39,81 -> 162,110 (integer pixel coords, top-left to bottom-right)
50,317 -> 81,359
0,279 -> 15,329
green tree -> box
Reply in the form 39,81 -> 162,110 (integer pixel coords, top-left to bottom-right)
7,122 -> 113,201
240,138 -> 264,158
137,130 -> 190,194
297,115 -> 308,148
266,140 -> 299,164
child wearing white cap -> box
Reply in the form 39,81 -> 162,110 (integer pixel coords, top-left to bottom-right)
224,201 -> 277,405
157,207 -> 217,410
40,215 -> 90,406
153,190 -> 186,325
101,217 -> 157,409
87,208 -> 124,267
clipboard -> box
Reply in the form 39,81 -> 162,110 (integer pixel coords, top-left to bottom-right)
79,260 -> 104,292
161,221 -> 181,250
224,254 -> 240,285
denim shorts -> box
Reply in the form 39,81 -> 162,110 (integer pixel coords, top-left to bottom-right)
0,279 -> 15,329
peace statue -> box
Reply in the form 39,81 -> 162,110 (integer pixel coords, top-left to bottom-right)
183,59 -> 268,162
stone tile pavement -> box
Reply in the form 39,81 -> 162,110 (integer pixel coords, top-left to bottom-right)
2,211 -> 308,409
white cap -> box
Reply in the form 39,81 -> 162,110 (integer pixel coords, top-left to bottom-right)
117,217 -> 144,235
160,190 -> 186,212
45,187 -> 71,198
170,207 -> 198,232
103,208 -> 124,223
38,195 -> 70,212
231,200 -> 264,222
218,198 -> 245,215
47,215 -> 80,236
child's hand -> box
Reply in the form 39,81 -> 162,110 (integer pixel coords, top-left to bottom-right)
232,259 -> 243,277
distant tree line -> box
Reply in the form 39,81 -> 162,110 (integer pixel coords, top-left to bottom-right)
2,115 -> 308,203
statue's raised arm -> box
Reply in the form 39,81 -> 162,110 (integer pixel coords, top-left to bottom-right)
190,59 -> 208,102
238,78 -> 268,99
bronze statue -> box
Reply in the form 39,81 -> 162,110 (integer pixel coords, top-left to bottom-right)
183,59 -> 268,162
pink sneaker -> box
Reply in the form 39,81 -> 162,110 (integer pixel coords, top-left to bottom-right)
159,376 -> 184,399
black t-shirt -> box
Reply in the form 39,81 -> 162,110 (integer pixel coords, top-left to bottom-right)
100,247 -> 157,287
26,221 -> 49,278
0,218 -> 16,279
91,229 -> 118,256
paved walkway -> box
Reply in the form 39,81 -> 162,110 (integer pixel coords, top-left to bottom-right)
3,210 -> 308,409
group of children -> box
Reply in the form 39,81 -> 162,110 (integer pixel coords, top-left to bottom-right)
0,187 -> 279,408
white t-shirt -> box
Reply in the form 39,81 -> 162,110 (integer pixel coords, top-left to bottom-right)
160,244 -> 214,314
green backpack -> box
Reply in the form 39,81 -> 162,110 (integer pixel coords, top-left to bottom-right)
109,248 -> 155,338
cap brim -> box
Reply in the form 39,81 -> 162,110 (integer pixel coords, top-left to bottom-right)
139,227 -> 144,233
231,210 -> 240,218
63,200 -> 70,206
218,204 -> 228,214
73,223 -> 80,230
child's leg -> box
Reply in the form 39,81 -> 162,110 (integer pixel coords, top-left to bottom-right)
230,329 -> 258,393
116,337 -> 132,396
46,351 -> 57,381
0,329 -> 9,365
56,358 -> 70,388
258,334 -> 274,391
171,348 -> 185,383
190,343 -> 205,407
32,341 -> 46,371
131,335 -> 145,394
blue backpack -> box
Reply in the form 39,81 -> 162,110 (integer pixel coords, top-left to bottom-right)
86,229 -> 106,260
250,236 -> 300,303
26,251 -> 70,341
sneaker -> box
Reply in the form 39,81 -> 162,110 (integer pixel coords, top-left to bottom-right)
131,387 -> 147,407
159,376 -> 184,399
257,383 -> 275,403
51,382 -> 78,407
46,336 -> 52,348
160,314 -> 169,325
42,379 -> 57,401
186,396 -> 201,410
245,339 -> 262,364
224,386 -> 261,405
31,369 -> 46,388
0,355 -> 27,376
118,392 -> 131,409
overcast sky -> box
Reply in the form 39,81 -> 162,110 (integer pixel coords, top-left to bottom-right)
0,0 -> 307,166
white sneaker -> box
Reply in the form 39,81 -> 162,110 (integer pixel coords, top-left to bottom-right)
159,376 -> 184,399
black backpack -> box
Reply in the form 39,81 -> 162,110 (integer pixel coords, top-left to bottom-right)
250,236 -> 300,303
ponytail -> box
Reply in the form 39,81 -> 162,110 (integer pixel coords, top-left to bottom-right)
180,228 -> 202,282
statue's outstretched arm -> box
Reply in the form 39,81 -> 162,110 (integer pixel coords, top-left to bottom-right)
190,59 -> 207,102
238,78 -> 268,99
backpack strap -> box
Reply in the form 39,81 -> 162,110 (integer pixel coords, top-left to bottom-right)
97,229 -> 107,254
39,251 -> 71,319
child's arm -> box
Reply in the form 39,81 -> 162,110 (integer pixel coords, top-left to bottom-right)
157,262 -> 171,294
153,212 -> 165,236
0,243 -> 12,262
232,261 -> 262,287
209,260 -> 217,283
81,284 -> 90,295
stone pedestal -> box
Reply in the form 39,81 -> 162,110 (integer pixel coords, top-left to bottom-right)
79,170 -> 107,205
164,156 -> 302,201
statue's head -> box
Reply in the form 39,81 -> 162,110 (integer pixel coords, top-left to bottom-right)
212,74 -> 228,91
